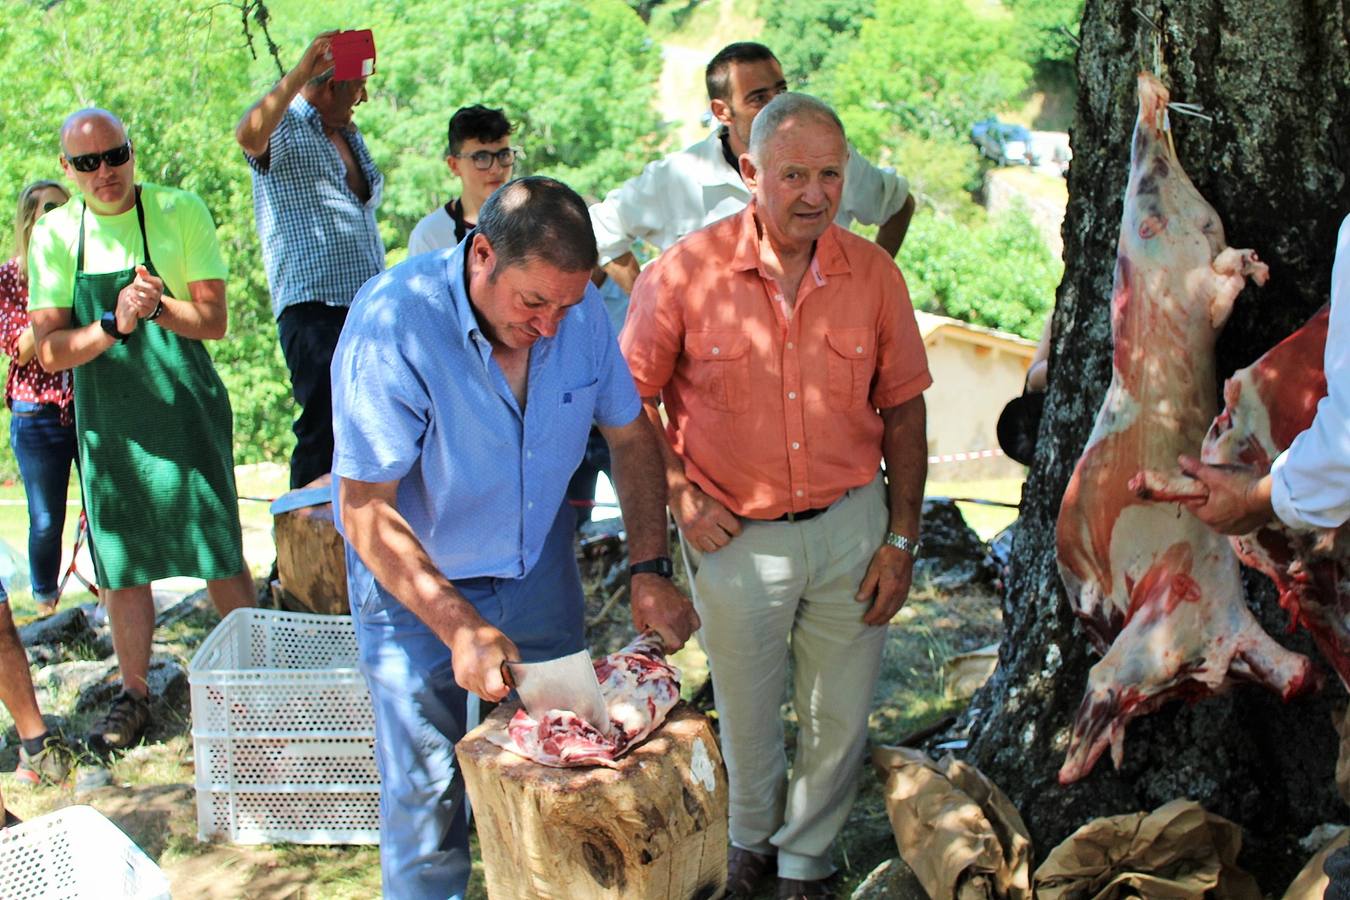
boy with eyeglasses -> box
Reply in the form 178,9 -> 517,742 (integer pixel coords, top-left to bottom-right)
407,105 -> 520,256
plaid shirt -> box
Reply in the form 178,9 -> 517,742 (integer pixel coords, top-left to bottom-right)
246,95 -> 385,318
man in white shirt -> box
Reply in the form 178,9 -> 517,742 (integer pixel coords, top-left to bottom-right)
1180,213 -> 1350,533
590,41 -> 916,294
407,105 -> 518,256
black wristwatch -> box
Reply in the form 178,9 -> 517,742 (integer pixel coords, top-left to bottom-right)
100,311 -> 131,344
147,297 -> 165,321
629,556 -> 674,579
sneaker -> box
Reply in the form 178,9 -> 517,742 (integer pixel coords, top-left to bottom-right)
90,691 -> 150,750
15,734 -> 74,786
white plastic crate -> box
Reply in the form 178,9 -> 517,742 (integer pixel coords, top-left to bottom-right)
0,805 -> 170,900
189,608 -> 380,844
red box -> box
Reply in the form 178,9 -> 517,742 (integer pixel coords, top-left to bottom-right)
331,29 -> 376,81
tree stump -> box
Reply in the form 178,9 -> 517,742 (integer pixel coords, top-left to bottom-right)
273,474 -> 348,615
457,701 -> 728,899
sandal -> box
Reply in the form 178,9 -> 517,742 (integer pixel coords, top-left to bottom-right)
726,846 -> 776,898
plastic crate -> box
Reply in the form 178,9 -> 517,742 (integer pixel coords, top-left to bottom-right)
189,608 -> 380,844
0,805 -> 170,899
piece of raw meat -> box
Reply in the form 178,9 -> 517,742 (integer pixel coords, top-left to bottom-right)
1136,306 -> 1350,685
1054,72 -> 1315,784
501,632 -> 681,769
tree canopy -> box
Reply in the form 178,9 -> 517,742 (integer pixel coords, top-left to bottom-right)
0,0 -> 1080,474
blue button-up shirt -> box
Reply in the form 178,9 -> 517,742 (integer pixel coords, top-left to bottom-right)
331,239 -> 641,599
246,95 -> 386,318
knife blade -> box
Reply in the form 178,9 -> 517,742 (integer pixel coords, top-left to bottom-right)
503,649 -> 610,732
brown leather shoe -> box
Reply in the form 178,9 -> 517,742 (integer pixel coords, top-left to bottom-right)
776,873 -> 840,899
726,846 -> 776,898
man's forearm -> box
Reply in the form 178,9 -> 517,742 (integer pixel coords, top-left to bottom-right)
639,398 -> 694,498
602,253 -> 641,296
604,413 -> 672,563
154,281 -> 228,342
876,194 -> 916,257
31,310 -> 114,372
338,477 -> 485,646
235,69 -> 307,158
881,395 -> 927,538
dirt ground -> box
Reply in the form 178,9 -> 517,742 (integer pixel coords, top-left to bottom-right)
1,532 -> 1003,899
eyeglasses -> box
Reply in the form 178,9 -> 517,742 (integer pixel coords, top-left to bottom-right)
65,143 -> 132,173
453,148 -> 522,171
42,199 -> 66,213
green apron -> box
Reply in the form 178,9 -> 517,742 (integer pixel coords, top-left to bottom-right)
71,188 -> 244,589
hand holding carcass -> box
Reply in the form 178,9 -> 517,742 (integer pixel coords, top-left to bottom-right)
1176,455 -> 1275,535
630,574 -> 700,652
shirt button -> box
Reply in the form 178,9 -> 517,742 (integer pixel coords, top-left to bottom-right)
786,342 -> 795,350
787,391 -> 797,400
792,442 -> 800,450
795,489 -> 804,497
711,346 -> 720,355
526,501 -> 534,509
526,450 -> 533,459
856,346 -> 864,354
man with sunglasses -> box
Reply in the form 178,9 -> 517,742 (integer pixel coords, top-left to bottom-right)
590,41 -> 916,295
235,31 -> 385,492
407,105 -> 519,256
27,108 -> 255,751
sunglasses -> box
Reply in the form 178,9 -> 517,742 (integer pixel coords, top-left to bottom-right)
65,142 -> 132,173
453,148 -> 522,171
42,200 -> 65,213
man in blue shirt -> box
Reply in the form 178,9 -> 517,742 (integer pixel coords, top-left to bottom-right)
332,176 -> 700,900
236,32 -> 385,490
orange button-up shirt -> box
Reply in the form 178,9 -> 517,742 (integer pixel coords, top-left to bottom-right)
621,203 -> 931,520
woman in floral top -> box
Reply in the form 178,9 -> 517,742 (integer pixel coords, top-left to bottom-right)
1,180 -> 75,609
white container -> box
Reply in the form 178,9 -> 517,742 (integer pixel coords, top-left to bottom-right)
0,805 -> 170,899
189,608 -> 380,844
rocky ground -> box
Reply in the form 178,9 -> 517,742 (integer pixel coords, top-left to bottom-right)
1,498 -> 1005,899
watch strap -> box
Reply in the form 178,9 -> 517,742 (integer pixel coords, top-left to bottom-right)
629,556 -> 674,579
884,531 -> 920,556
147,297 -> 165,321
100,311 -> 130,344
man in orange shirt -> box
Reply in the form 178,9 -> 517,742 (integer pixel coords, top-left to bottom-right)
621,93 -> 930,900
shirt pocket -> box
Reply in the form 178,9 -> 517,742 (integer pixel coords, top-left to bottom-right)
685,331 -> 751,414
552,379 -> 601,474
825,328 -> 876,409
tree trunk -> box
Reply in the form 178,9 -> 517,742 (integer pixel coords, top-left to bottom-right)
963,0 -> 1350,888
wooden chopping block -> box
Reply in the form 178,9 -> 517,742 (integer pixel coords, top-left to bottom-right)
272,474 -> 348,615
457,701 -> 728,900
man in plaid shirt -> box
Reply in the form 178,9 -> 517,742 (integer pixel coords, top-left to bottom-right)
236,31 -> 385,490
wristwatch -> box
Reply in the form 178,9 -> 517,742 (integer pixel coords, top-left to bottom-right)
147,297 -> 165,321
100,311 -> 131,344
629,556 -> 674,579
884,531 -> 920,556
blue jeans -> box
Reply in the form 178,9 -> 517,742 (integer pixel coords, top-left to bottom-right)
9,402 -> 77,601
349,501 -> 587,900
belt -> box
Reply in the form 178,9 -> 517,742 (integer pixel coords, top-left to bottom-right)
765,505 -> 831,523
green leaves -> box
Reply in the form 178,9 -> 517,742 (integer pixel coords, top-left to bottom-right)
0,0 -> 665,467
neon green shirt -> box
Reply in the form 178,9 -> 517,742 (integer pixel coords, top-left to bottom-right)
27,182 -> 226,310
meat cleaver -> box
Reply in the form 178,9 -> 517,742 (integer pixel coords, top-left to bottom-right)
503,650 -> 610,731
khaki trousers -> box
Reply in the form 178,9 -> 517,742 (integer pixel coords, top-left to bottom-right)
682,473 -> 888,881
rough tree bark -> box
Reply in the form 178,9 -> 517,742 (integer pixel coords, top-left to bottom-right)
962,0 -> 1350,888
